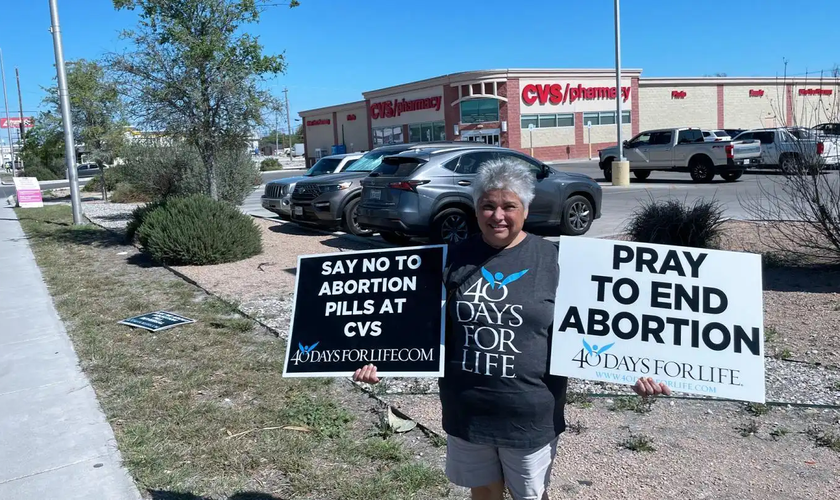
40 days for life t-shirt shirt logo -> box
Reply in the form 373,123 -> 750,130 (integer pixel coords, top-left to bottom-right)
455,266 -> 530,378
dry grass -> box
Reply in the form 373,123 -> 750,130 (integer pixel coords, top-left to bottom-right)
17,205 -> 453,500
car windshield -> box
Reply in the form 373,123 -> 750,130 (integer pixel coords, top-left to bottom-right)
345,150 -> 395,172
306,158 -> 342,176
788,128 -> 816,140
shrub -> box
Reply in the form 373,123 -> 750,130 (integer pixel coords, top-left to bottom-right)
119,143 -> 259,204
23,164 -> 62,181
625,197 -> 726,248
260,158 -> 282,171
136,194 -> 262,265
110,182 -> 152,203
125,200 -> 165,243
82,165 -> 128,193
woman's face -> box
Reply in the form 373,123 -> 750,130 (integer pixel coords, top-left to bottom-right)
476,189 -> 528,248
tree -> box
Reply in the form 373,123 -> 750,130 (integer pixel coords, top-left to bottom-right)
44,59 -> 126,168
20,112 -> 65,178
109,0 -> 297,200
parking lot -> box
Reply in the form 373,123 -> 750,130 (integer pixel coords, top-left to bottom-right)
245,160 -> 819,241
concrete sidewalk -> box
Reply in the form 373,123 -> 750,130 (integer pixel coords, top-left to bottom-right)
0,207 -> 141,500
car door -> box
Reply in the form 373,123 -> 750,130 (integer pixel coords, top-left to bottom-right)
672,129 -> 704,165
623,132 -> 653,167
752,131 -> 778,165
452,150 -> 499,204
643,131 -> 674,168
496,152 -> 558,223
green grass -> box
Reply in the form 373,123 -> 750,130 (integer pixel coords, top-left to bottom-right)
738,420 -> 761,437
764,326 -> 778,343
770,428 -> 789,440
745,403 -> 770,416
567,391 -> 594,409
610,396 -> 655,414
16,205 -> 452,500
807,426 -> 840,452
774,348 -> 793,360
832,381 -> 840,391
620,434 -> 655,452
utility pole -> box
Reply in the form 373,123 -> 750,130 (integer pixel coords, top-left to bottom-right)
0,49 -> 15,176
611,0 -> 630,186
15,68 -> 25,172
49,0 -> 83,224
284,87 -> 292,161
274,108 -> 279,156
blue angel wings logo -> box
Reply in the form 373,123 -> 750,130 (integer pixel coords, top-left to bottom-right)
481,267 -> 529,289
298,341 -> 319,354
582,339 -> 614,355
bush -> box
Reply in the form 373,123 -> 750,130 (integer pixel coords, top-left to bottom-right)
125,200 -> 165,243
260,158 -> 282,171
136,194 -> 262,265
119,143 -> 259,204
625,197 -> 726,249
82,165 -> 128,193
110,182 -> 152,203
22,164 -> 61,181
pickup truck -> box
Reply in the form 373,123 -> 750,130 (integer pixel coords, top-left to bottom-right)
598,127 -> 762,182
732,127 -> 834,171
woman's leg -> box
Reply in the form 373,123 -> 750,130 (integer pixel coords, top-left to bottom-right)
470,480 -> 506,500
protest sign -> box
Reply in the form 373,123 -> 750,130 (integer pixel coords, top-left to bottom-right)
550,237 -> 765,403
119,311 -> 196,332
283,245 -> 446,378
13,177 -> 43,208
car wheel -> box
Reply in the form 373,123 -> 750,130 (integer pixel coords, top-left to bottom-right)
342,198 -> 373,237
721,171 -> 743,182
432,208 -> 474,244
689,158 -> 715,183
560,195 -> 593,236
602,159 -> 613,182
633,170 -> 651,180
380,231 -> 412,246
780,154 -> 799,174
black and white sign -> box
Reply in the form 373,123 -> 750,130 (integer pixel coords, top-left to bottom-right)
550,237 -> 765,403
283,245 -> 447,377
119,311 -> 196,332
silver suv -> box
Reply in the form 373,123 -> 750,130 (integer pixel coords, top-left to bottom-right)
261,152 -> 362,220
357,145 -> 602,244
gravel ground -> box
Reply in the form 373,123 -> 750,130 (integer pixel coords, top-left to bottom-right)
82,202 -> 840,498
385,394 -> 840,500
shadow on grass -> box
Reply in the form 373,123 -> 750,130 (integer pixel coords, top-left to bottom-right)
149,491 -> 284,500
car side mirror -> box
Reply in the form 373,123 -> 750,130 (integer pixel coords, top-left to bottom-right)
623,140 -> 630,148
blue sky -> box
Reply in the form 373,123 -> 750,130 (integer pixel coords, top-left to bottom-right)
2,0 -> 838,131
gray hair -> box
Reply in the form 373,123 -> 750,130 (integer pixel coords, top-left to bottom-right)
472,157 -> 536,208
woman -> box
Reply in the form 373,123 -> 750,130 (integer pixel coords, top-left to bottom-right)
354,158 -> 670,500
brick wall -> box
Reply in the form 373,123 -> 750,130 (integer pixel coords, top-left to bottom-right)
332,112 -> 338,145
365,99 -> 373,150
723,84 -> 783,129
631,77 -> 640,135
638,86 -> 718,130
443,85 -> 460,140
505,79 -> 521,150
717,85 -> 724,128
521,126 -> 575,148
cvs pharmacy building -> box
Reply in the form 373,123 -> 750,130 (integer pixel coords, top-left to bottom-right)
298,68 -> 839,165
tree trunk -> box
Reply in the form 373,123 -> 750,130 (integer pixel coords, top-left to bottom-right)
201,146 -> 219,201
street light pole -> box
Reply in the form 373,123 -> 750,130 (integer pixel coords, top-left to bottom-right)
284,87 -> 292,161
49,0 -> 83,224
612,0 -> 630,186
0,49 -> 15,175
15,68 -> 25,172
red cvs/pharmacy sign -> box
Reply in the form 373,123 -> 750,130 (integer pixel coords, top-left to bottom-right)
522,83 -> 630,106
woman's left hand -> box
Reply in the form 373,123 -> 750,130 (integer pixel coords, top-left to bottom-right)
632,377 -> 672,397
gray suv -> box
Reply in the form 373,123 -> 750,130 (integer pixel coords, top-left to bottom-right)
289,142 -> 462,235
357,145 -> 602,244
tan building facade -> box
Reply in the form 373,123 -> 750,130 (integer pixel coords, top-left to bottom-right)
299,69 -> 840,165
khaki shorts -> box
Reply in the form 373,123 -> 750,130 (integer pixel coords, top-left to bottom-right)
445,435 -> 558,500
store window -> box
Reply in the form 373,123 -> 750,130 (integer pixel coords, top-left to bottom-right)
408,121 -> 446,142
583,111 -> 631,126
461,98 -> 499,123
520,113 -> 574,129
372,126 -> 404,146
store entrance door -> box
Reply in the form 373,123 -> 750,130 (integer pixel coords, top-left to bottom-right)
461,128 -> 500,146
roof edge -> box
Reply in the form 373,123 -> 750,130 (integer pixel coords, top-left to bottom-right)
640,76 -> 840,86
298,100 -> 367,117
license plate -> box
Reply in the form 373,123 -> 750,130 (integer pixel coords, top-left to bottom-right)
369,189 -> 381,200
294,206 -> 303,216
743,159 -> 750,165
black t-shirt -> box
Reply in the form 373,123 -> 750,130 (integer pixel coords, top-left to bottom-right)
439,233 -> 568,448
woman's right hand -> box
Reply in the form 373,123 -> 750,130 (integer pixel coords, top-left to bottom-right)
353,363 -> 380,384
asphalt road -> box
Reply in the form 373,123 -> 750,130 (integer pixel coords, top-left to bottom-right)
242,160 -> 819,239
